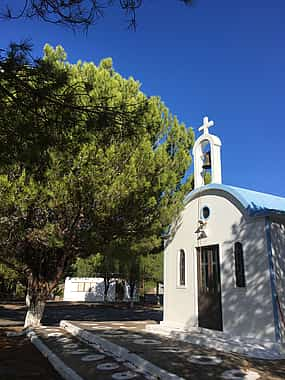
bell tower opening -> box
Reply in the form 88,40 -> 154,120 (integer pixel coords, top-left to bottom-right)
201,140 -> 212,185
193,116 -> 222,189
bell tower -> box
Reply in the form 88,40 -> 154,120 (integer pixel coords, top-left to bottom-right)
193,116 -> 222,189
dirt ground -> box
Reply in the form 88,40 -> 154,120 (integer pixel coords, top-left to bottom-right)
0,327 -> 62,380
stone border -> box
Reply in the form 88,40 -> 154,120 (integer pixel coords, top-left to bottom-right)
26,329 -> 83,380
60,320 -> 185,380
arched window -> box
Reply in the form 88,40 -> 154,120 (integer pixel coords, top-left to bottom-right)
179,249 -> 186,286
234,242 -> 246,287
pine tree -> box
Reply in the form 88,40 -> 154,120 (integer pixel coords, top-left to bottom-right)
0,43 -> 194,326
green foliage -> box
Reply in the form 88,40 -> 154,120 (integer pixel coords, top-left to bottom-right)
0,263 -> 26,299
72,254 -> 106,278
204,171 -> 211,185
0,43 -> 194,308
140,252 -> 163,283
71,252 -> 121,300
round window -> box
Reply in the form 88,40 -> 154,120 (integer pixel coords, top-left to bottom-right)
201,206 -> 210,220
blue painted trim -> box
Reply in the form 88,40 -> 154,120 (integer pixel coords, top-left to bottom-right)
265,216 -> 281,343
184,184 -> 285,217
184,184 -> 249,209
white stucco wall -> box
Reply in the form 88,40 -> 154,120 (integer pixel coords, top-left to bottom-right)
163,193 -> 276,341
271,218 -> 285,341
63,277 -> 116,302
63,277 -> 136,302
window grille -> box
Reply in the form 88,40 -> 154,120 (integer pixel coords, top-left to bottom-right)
234,242 -> 246,287
179,249 -> 186,286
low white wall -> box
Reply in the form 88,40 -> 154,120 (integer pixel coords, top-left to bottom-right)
63,277 -> 137,302
63,277 -> 116,302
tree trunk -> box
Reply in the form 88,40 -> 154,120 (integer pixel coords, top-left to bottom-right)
103,275 -> 110,303
156,282 -> 160,306
24,288 -> 46,328
129,281 -> 136,309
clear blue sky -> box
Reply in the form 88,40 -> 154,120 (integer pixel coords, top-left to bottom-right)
1,0 -> 285,196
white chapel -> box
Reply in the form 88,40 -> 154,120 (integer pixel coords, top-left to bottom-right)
148,117 -> 285,353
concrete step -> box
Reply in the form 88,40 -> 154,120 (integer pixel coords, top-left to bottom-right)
145,324 -> 285,360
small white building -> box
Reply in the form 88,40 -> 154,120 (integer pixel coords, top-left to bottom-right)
63,277 -> 137,302
149,117 -> 285,351
63,277 -> 116,302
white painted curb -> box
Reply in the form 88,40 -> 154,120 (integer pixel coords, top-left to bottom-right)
60,320 -> 185,380
26,329 -> 83,380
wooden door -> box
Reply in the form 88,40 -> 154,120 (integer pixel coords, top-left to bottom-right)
197,245 -> 223,331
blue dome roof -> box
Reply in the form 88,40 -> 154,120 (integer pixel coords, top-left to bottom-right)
184,184 -> 285,217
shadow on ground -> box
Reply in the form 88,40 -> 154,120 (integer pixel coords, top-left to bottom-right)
0,327 -> 62,379
0,301 -> 163,326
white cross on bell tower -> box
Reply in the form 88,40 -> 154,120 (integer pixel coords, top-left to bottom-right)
193,116 -> 222,189
198,116 -> 214,135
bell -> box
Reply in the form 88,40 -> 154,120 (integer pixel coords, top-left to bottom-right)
202,150 -> 211,169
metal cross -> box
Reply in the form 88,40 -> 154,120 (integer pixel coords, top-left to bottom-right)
198,116 -> 214,135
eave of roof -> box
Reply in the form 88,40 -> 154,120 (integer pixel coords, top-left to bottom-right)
184,183 -> 285,217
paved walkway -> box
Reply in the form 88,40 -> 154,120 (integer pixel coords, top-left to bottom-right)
30,320 -> 285,380
31,325 -> 151,380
